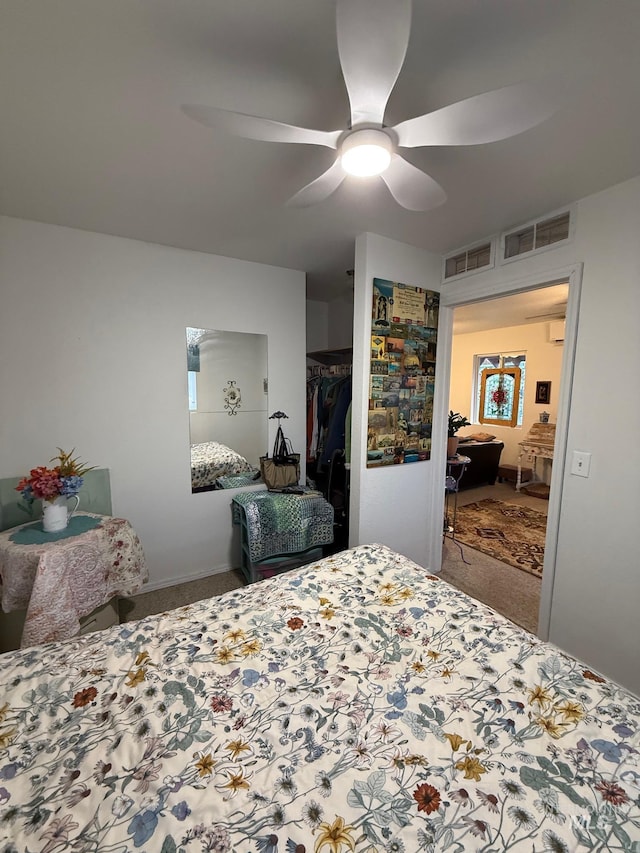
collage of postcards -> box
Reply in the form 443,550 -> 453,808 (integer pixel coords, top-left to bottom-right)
368,277 -> 439,468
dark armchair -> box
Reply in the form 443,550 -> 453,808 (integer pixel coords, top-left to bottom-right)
456,440 -> 504,489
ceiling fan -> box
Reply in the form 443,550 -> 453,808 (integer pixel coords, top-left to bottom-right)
182,0 -> 558,211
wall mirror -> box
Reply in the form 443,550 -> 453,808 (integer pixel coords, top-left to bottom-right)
186,328 -> 268,492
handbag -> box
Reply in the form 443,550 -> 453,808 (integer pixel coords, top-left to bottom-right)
260,424 -> 300,491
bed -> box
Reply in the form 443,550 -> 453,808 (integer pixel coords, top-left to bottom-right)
1,544 -> 639,851
190,440 -> 258,490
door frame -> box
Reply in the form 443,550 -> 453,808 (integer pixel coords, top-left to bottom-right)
429,262 -> 583,640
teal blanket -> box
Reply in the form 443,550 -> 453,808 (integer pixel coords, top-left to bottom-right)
9,514 -> 102,545
215,472 -> 261,489
232,490 -> 334,561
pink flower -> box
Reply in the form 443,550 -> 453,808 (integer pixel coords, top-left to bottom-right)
132,761 -> 161,793
478,790 -> 500,813
463,816 -> 487,838
211,694 -> 233,713
15,450 -> 94,502
327,690 -> 350,709
40,814 -> 80,853
20,466 -> 62,500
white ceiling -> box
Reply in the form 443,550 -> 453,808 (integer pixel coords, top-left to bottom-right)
453,283 -> 569,335
2,1 -> 639,302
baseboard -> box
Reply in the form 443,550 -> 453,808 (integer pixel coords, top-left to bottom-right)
131,564 -> 237,596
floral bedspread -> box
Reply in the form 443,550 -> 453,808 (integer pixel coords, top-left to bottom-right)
1,543 -> 639,851
190,441 -> 256,489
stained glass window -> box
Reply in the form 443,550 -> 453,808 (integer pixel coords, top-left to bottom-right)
479,367 -> 521,427
474,353 -> 526,427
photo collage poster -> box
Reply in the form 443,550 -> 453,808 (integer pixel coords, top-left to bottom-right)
367,278 -> 439,467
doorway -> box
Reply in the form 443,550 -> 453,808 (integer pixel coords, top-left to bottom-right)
432,263 -> 582,640
441,285 -> 566,632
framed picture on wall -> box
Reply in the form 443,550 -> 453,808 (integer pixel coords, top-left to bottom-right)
535,380 -> 551,404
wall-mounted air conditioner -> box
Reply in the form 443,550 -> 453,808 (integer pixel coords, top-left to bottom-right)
549,320 -> 565,343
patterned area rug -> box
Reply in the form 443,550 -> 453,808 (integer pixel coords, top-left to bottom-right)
454,498 -> 546,578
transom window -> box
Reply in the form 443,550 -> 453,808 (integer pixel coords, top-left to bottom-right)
503,211 -> 570,260
444,242 -> 492,279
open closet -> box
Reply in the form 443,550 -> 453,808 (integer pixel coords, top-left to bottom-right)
306,347 -> 352,551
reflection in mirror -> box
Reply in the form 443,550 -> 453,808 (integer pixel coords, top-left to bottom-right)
186,328 -> 268,492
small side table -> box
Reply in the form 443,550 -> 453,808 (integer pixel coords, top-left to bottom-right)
517,422 -> 556,492
444,455 -> 471,538
0,512 -> 148,648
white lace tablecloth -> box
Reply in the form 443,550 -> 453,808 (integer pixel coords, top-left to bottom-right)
0,512 -> 148,647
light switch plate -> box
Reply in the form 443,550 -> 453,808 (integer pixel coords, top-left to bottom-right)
571,450 -> 591,478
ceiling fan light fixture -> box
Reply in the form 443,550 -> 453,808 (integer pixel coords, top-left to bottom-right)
340,129 -> 392,177
183,0 -> 556,210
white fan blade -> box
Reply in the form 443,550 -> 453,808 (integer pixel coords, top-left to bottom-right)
336,0 -> 411,126
393,82 -> 560,148
286,159 -> 346,207
380,154 -> 447,211
182,105 -> 341,148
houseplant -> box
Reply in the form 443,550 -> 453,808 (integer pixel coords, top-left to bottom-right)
16,448 -> 95,532
447,411 -> 471,457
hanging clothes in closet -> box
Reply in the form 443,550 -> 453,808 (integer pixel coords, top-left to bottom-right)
306,373 -> 352,472
306,368 -> 352,552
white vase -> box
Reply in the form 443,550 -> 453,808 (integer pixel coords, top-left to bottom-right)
42,495 -> 80,533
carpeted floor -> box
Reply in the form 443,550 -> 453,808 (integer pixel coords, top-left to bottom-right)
439,483 -> 547,633
118,569 -> 246,622
440,536 -> 541,634
122,538 -> 542,636
453,497 -> 547,578
120,484 -> 547,636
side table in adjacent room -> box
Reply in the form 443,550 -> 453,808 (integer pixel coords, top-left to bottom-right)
444,455 -> 471,539
517,422 -> 556,496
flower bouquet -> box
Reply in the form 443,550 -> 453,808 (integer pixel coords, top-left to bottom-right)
16,449 -> 96,532
16,448 -> 95,505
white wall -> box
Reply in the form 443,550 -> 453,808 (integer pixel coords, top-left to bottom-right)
0,216 -> 306,589
441,176 -> 640,695
305,296 -> 354,353
327,295 -> 354,350
450,321 -> 564,472
350,233 -> 444,568
305,300 -> 329,353
548,179 -> 640,694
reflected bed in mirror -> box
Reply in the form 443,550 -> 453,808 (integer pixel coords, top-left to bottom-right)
187,328 -> 268,492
